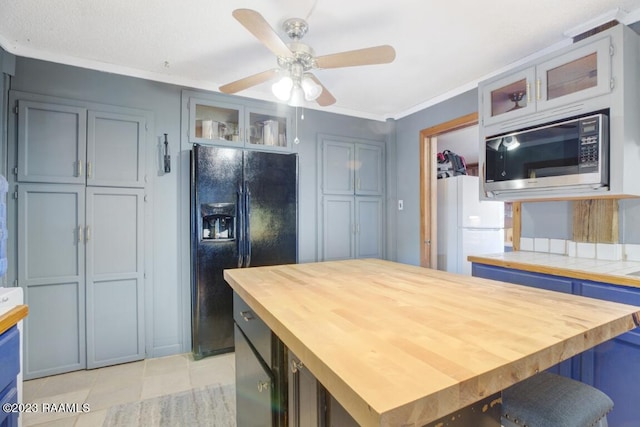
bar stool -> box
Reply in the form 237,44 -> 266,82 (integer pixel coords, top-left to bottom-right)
501,371 -> 613,427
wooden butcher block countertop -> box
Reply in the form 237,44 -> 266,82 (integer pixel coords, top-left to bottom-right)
224,259 -> 640,427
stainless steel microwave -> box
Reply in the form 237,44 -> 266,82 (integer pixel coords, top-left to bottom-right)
483,113 -> 608,196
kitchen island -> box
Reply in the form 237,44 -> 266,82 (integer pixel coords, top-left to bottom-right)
224,259 -> 640,427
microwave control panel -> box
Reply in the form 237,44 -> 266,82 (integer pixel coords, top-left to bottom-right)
578,117 -> 602,172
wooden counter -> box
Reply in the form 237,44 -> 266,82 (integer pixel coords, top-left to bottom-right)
0,305 -> 28,335
468,252 -> 640,288
224,259 -> 640,427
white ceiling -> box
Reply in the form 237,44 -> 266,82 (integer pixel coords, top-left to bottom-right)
2,0 -> 640,121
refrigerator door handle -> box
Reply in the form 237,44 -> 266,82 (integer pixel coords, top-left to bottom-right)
237,183 -> 245,268
244,181 -> 252,267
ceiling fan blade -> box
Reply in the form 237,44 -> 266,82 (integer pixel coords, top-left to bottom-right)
315,45 -> 396,69
308,74 -> 336,106
219,69 -> 279,94
233,9 -> 293,58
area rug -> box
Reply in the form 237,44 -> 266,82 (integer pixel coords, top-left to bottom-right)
103,383 -> 236,427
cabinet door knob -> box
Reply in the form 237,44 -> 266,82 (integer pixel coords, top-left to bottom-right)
291,359 -> 304,373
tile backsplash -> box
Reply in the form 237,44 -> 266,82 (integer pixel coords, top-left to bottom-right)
519,238 -> 640,262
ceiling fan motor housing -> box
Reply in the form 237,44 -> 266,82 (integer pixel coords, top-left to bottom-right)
283,18 -> 309,41
278,41 -> 315,72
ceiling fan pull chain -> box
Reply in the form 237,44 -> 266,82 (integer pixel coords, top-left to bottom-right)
294,107 -> 300,144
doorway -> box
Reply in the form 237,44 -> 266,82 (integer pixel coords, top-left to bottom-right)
419,113 -> 520,268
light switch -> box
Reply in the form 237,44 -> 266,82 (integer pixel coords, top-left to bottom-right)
398,200 -> 404,210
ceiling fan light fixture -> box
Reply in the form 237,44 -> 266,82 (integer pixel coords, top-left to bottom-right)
288,83 -> 305,107
301,74 -> 322,101
272,76 -> 293,101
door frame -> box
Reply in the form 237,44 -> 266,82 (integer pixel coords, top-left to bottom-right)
419,113 -> 520,268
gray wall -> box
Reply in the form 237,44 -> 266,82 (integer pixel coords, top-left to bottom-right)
0,48 -> 15,177
394,89 -> 477,265
520,199 -> 640,243
520,202 -> 573,239
7,56 -> 393,357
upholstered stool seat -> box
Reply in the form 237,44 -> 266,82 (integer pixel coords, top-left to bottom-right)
501,371 -> 613,427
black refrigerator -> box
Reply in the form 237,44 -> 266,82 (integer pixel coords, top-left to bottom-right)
190,144 -> 298,359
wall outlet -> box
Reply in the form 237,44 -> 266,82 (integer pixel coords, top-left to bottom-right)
398,200 -> 404,210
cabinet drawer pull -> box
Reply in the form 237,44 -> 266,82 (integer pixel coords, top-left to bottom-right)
240,310 -> 254,321
77,160 -> 83,178
526,82 -> 531,103
536,78 -> 541,100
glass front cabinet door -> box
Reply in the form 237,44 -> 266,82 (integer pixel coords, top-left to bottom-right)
190,98 -> 243,146
245,107 -> 291,152
482,36 -> 612,126
189,97 -> 292,152
536,36 -> 612,111
481,68 -> 537,126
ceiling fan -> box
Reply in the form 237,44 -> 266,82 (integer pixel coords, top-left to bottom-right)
219,9 -> 396,107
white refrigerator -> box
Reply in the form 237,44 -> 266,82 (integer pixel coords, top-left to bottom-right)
437,175 -> 504,275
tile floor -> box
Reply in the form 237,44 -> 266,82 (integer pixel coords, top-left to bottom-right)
21,352 -> 235,426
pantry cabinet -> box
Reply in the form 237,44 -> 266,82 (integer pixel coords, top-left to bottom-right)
187,94 -> 292,152
16,100 -> 146,187
472,263 -> 640,426
321,196 -> 383,261
321,139 -> 383,196
9,91 -> 148,379
318,135 -> 385,261
481,35 -> 612,127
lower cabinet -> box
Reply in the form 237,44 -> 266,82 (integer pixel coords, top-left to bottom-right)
18,184 -> 145,378
235,324 -> 275,427
578,281 -> 640,427
472,263 -> 640,426
0,326 -> 19,427
234,292 -> 357,427
233,293 -> 287,427
321,196 -> 383,261
288,353 -> 358,427
289,353 -> 321,427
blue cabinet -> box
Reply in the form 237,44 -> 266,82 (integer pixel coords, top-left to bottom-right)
0,325 -> 19,427
472,264 -> 574,293
578,281 -> 640,427
472,263 -> 640,427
